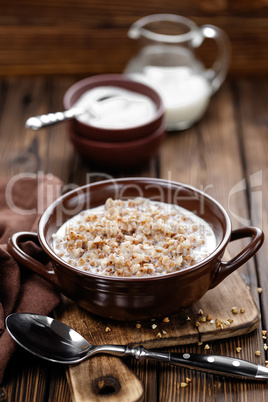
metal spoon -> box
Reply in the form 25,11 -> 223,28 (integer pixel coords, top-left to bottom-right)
25,94 -> 116,130
25,107 -> 84,130
5,313 -> 268,380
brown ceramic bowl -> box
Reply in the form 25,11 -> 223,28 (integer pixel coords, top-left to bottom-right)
63,74 -> 165,142
69,119 -> 166,169
8,178 -> 264,321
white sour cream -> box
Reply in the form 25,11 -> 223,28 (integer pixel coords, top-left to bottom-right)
74,86 -> 157,129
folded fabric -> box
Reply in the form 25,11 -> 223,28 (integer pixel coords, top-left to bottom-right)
0,173 -> 63,384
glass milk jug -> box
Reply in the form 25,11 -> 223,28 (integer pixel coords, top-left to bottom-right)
124,14 -> 231,130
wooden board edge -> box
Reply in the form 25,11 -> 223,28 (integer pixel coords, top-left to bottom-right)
199,311 -> 261,343
65,357 -> 144,402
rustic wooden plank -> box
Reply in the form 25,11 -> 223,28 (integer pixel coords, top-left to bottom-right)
1,0 -> 268,26
195,274 -> 260,342
45,75 -> 160,399
47,365 -> 72,402
55,271 -> 259,349
227,80 -> 268,398
0,78 -> 73,402
233,78 -> 268,330
1,75 -> 268,401
8,355 -> 71,402
158,80 -> 267,400
157,346 -> 213,402
36,76 -> 78,183
0,76 -> 160,400
2,350 -> 66,402
65,356 -> 144,402
159,82 -> 245,219
54,300 -> 144,402
51,270 -> 260,402
0,1 -> 268,76
0,77 -> 50,176
209,330 -> 267,402
0,22 -> 268,76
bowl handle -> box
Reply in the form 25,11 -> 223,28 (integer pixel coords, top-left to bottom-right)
8,231 -> 61,292
209,226 -> 264,289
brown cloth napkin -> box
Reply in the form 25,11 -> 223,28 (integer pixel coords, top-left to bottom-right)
0,173 -> 63,384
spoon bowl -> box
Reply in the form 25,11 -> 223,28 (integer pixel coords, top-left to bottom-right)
6,313 -> 92,363
5,313 -> 268,380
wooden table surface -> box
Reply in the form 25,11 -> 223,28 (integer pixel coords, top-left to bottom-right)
0,75 -> 268,401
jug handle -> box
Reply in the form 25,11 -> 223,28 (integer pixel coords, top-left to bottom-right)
200,24 -> 231,94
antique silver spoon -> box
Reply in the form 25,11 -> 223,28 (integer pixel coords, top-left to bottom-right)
25,107 -> 84,130
5,313 -> 268,380
25,94 -> 116,130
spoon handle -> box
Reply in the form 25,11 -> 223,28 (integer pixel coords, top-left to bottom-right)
125,346 -> 268,380
25,108 -> 81,130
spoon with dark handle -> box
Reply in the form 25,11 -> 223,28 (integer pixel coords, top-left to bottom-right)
5,313 -> 268,380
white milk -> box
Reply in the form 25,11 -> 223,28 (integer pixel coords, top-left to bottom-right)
52,198 -> 216,277
130,66 -> 211,130
74,86 -> 157,129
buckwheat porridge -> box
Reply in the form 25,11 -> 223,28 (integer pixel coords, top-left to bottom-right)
52,197 -> 216,277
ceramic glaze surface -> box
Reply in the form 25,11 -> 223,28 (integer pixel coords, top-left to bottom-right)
8,178 -> 264,320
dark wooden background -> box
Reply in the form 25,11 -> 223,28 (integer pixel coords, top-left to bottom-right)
1,2 -> 268,401
1,74 -> 268,402
1,0 -> 268,77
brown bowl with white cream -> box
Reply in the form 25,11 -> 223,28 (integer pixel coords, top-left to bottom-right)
63,74 -> 165,142
8,178 -> 264,321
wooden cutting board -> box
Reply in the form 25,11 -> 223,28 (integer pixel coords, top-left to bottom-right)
55,270 -> 260,402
